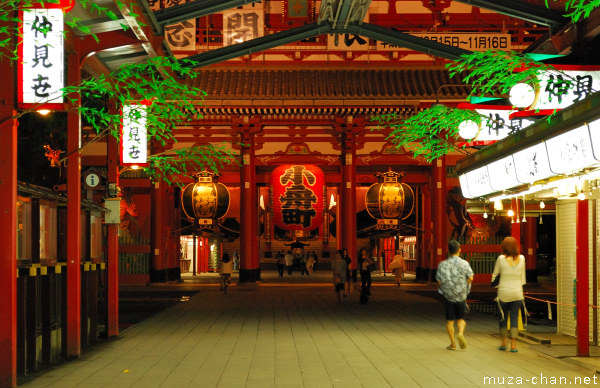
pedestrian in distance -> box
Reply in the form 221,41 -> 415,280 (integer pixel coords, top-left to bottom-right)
492,236 -> 527,353
306,252 -> 315,275
220,253 -> 234,293
285,250 -> 293,275
358,247 -> 373,302
341,248 -> 353,297
276,250 -> 285,278
332,250 -> 348,302
389,250 -> 405,286
436,240 -> 474,350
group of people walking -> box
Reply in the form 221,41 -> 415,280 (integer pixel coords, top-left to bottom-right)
436,236 -> 526,352
275,249 -> 318,277
331,247 -> 387,303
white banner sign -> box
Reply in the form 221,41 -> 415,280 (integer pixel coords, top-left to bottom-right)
223,8 -> 264,46
377,33 -> 511,52
546,125 -> 596,174
121,105 -> 148,165
20,8 -> 64,105
534,70 -> 600,110
513,143 -> 553,184
464,166 -> 493,198
487,155 -> 520,192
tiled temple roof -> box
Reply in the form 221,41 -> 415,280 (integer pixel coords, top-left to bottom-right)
186,69 -> 470,100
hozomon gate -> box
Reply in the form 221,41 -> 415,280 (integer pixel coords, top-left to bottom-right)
5,0 -> 589,384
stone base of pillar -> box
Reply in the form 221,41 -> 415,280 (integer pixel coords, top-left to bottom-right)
239,268 -> 261,283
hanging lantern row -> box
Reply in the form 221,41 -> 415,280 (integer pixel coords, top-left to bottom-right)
181,171 -> 230,225
365,169 -> 414,228
180,167 -> 413,230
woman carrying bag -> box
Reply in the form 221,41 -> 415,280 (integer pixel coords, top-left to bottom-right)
491,236 -> 527,352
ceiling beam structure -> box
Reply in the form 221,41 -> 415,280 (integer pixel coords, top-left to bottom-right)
182,21 -> 472,68
153,0 -> 262,33
454,0 -> 567,31
341,22 -> 470,61
182,22 -> 334,68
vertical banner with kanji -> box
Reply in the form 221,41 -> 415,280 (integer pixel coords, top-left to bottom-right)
222,6 -> 264,46
120,104 -> 149,166
18,8 -> 64,109
271,165 -> 324,231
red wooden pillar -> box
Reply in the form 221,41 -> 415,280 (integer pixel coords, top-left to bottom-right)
341,133 -> 357,268
0,29 -> 18,386
524,216 -> 537,282
510,198 -> 522,246
240,135 -> 259,282
106,135 -> 119,337
419,185 -> 432,281
166,187 -> 179,273
66,38 -> 82,358
576,199 -> 589,357
432,157 -> 446,281
152,180 -> 167,282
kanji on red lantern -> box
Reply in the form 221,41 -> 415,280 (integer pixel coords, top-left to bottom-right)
271,165 -> 324,231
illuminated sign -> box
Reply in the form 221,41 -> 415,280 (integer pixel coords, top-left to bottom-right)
488,155 -> 520,192
546,125 -> 595,174
271,165 -> 324,231
464,166 -> 492,198
534,70 -> 600,110
121,104 -> 148,166
19,8 -> 64,108
513,143 -> 553,184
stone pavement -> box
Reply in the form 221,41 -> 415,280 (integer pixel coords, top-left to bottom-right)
21,274 -> 600,388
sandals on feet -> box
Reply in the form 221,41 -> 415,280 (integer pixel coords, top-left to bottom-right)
457,334 -> 467,349
446,345 -> 456,350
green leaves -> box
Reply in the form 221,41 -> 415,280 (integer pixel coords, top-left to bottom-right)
545,0 -> 600,23
371,105 -> 482,162
145,145 -> 239,187
447,50 -> 549,98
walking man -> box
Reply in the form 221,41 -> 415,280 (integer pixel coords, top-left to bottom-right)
436,240 -> 473,350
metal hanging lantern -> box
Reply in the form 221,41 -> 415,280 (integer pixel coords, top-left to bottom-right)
365,170 -> 414,226
181,171 -> 230,224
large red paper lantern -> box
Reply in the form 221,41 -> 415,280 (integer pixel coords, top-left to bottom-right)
271,165 -> 324,231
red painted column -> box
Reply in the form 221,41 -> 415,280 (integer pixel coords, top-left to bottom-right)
510,198 -> 521,247
420,185 -> 432,281
524,216 -> 537,283
341,132 -> 357,267
106,135 -> 119,337
576,199 -> 589,357
0,31 -> 18,386
66,40 -> 82,357
152,180 -> 167,282
432,157 -> 446,281
239,135 -> 259,282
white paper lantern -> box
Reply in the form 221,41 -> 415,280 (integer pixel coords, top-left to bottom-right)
458,120 -> 480,140
509,83 -> 536,108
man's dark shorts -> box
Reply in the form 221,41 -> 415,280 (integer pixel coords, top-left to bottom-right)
444,299 -> 467,321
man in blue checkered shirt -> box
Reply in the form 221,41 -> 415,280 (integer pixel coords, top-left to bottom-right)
436,240 -> 474,350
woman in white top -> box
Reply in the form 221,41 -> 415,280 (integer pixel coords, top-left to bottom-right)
491,236 -> 526,352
